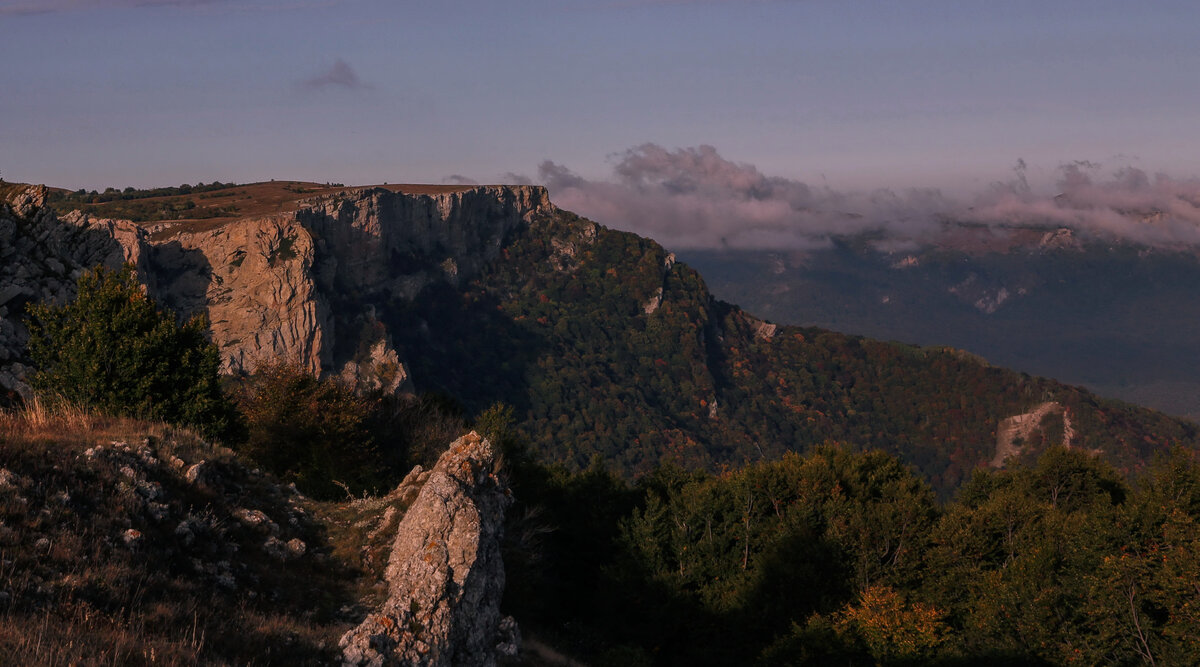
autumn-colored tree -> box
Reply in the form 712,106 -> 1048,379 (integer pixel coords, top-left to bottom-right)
835,585 -> 947,663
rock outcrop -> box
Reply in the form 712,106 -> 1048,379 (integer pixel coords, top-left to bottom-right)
991,401 -> 1077,467
0,184 -> 553,395
0,186 -> 147,397
147,185 -> 552,381
339,431 -> 516,667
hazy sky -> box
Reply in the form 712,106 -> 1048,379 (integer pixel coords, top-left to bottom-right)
3,0 -> 1199,199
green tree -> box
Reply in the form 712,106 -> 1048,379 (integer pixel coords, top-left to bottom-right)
26,264 -> 240,440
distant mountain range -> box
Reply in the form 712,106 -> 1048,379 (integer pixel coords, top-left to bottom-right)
682,225 -> 1200,421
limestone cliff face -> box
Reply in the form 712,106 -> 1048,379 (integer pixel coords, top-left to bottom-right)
145,214 -> 331,376
147,185 -> 553,384
0,184 -> 552,393
299,186 -> 552,299
339,431 -> 516,666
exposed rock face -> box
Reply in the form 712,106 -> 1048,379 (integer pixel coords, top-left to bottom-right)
0,185 -> 552,393
991,401 -> 1077,467
146,185 -> 552,384
0,187 -> 147,397
145,213 -> 331,375
339,431 -> 516,667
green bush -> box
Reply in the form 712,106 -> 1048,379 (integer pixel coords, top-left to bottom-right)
25,264 -> 240,440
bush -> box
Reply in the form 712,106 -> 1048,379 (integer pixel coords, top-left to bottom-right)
25,264 -> 240,441
236,362 -> 382,499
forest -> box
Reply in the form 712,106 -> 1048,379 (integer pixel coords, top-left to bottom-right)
387,209 -> 1199,496
498,427 -> 1200,666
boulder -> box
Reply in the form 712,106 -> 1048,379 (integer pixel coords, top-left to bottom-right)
339,431 -> 516,667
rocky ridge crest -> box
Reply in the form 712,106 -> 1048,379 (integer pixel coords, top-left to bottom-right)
0,185 -> 147,397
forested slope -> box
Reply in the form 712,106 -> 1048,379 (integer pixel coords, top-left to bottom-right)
386,210 -> 1199,493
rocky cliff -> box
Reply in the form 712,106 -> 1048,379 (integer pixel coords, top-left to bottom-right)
339,431 -> 516,667
0,184 -> 553,397
0,185 -> 147,397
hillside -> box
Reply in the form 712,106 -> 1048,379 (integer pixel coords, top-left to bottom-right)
0,403 -> 516,665
681,232 -> 1200,420
388,210 -> 1199,492
5,181 -> 1200,664
4,182 -> 1199,497
0,407 -> 356,663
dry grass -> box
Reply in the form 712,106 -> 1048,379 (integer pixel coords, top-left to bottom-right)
74,180 -> 484,241
0,397 -> 187,464
0,405 -> 365,665
0,394 -> 104,438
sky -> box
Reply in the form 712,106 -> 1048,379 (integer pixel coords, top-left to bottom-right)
4,0 -> 1200,248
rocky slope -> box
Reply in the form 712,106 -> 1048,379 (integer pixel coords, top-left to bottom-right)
0,185 -> 149,398
0,408 -> 515,664
5,182 -> 1198,495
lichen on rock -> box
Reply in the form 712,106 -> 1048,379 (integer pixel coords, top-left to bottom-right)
339,431 -> 516,667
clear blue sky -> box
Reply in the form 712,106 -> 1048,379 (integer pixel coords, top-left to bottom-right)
3,0 -> 1199,195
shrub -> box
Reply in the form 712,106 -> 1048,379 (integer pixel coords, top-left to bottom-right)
236,362 -> 382,499
25,264 -> 240,441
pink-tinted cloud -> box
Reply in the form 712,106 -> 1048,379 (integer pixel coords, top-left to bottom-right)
539,144 -> 955,249
965,162 -> 1200,247
538,144 -> 1200,250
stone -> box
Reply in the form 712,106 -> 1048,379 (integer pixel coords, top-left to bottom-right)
339,432 -> 515,667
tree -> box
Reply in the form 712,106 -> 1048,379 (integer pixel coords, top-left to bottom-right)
236,362 -> 380,499
26,264 -> 240,440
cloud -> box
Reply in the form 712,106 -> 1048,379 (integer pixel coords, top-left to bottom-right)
539,144 -> 955,250
501,172 -> 535,186
299,59 -> 373,91
443,174 -> 479,185
537,143 -> 1200,250
963,162 -> 1200,247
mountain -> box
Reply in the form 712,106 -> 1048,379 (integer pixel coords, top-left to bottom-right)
6,180 -> 1200,665
679,226 -> 1200,420
3,182 -> 1197,495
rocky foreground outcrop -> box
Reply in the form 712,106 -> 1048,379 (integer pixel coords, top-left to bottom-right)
340,431 -> 516,667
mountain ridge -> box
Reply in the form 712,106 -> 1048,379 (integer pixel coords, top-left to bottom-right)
3,182 -> 1197,495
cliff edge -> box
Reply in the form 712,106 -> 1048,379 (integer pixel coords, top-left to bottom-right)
0,184 -> 553,397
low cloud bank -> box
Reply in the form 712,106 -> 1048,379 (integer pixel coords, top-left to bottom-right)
536,144 -> 1200,250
